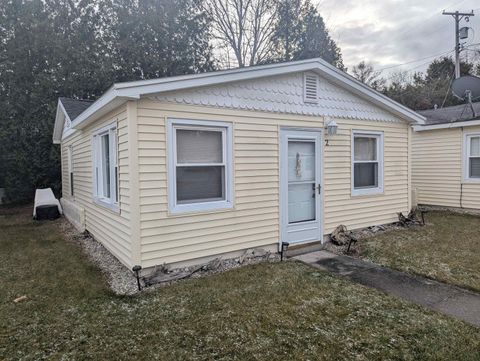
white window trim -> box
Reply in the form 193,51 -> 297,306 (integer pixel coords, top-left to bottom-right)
167,118 -> 234,214
92,122 -> 119,212
68,145 -> 74,197
351,130 -> 384,196
463,132 -> 480,183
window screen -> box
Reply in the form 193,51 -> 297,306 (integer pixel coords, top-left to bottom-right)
353,133 -> 382,191
175,128 -> 225,204
469,136 -> 480,178
93,125 -> 118,206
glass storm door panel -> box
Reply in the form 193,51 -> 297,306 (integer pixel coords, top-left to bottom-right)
288,141 -> 316,223
281,129 -> 323,246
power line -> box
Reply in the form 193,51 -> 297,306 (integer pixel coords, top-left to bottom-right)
376,49 -> 454,72
383,52 -> 455,81
441,68 -> 456,108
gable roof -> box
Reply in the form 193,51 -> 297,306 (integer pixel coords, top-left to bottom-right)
53,58 -> 425,143
52,98 -> 93,143
413,101 -> 480,131
59,97 -> 93,121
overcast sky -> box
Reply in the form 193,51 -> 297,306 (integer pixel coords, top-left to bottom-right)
317,0 -> 480,76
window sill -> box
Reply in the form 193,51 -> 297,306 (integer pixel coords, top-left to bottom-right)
351,187 -> 384,197
169,200 -> 233,216
93,198 -> 120,213
462,178 -> 480,184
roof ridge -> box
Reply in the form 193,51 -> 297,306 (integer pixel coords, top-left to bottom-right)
59,97 -> 94,103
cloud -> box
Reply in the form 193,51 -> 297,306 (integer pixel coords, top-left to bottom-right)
316,0 -> 480,75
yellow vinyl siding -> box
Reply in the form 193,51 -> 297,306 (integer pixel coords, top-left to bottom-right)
324,121 -> 409,231
60,105 -> 133,267
137,99 -> 410,267
412,125 -> 480,209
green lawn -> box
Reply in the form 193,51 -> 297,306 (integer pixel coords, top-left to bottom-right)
358,211 -> 480,293
1,207 -> 479,360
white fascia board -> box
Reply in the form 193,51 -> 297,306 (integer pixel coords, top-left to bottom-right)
310,61 -> 426,125
70,57 -> 425,130
413,119 -> 480,132
115,62 -> 321,96
71,88 -> 139,130
114,58 -> 319,90
52,99 -> 70,144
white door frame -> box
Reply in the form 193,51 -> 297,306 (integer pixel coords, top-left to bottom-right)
279,127 -> 324,250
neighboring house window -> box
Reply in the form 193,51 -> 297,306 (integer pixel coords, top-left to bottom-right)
68,145 -> 74,196
168,119 -> 233,214
352,131 -> 384,196
93,123 -> 118,209
465,134 -> 480,180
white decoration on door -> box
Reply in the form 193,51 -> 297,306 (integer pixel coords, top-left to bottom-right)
295,152 -> 302,178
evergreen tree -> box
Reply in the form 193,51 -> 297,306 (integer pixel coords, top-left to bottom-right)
0,0 -> 214,203
273,0 -> 343,68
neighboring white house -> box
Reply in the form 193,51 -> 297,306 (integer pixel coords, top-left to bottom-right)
413,102 -> 480,210
53,58 -> 425,270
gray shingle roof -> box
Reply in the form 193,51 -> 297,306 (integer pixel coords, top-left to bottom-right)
417,102 -> 480,125
59,97 -> 93,121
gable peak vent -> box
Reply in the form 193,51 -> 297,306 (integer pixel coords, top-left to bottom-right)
304,73 -> 319,104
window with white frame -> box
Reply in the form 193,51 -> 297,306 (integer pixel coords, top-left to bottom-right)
352,131 -> 384,195
168,119 -> 233,213
93,123 -> 118,208
465,134 -> 480,180
68,145 -> 74,196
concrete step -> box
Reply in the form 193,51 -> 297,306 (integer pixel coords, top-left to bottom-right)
286,241 -> 326,258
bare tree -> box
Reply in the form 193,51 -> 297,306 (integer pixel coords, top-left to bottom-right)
205,0 -> 277,68
352,61 -> 385,90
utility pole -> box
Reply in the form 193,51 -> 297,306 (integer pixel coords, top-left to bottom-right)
442,10 -> 475,79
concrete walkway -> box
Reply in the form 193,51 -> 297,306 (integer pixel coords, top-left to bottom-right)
294,250 -> 480,327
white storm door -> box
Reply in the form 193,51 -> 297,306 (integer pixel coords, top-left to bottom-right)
280,129 -> 323,245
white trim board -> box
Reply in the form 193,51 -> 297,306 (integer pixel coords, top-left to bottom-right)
413,119 -> 480,132
53,99 -> 72,144
463,132 -> 480,183
63,58 -> 424,135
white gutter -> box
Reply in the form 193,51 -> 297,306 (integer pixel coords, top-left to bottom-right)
413,119 -> 480,131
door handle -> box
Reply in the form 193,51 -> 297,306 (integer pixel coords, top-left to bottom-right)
317,184 -> 321,194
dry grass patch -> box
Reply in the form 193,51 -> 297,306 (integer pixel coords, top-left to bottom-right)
1,207 -> 479,360
359,211 -> 480,292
